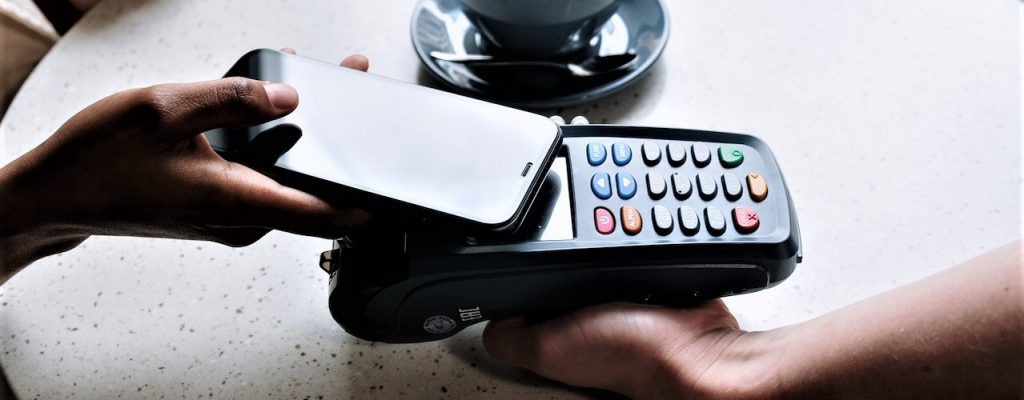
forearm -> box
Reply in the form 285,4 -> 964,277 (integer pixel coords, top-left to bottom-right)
0,157 -> 90,284
744,241 -> 1023,399
0,229 -> 88,283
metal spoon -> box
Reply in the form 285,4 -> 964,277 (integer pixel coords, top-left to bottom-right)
429,51 -> 638,78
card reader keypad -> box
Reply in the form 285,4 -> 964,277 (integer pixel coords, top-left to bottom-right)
579,138 -> 777,240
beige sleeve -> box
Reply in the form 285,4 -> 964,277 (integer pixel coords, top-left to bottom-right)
0,0 -> 58,115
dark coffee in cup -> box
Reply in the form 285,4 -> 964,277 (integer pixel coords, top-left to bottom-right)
460,0 -> 619,58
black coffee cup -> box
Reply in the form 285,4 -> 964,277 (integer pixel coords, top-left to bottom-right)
460,0 -> 620,58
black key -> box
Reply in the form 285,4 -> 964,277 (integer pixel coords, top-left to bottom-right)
652,205 -> 674,235
678,206 -> 700,236
671,173 -> 692,200
705,206 -> 727,236
642,142 -> 662,166
647,171 -> 667,200
692,143 -> 711,167
697,172 -> 717,200
722,173 -> 743,201
667,143 -> 687,166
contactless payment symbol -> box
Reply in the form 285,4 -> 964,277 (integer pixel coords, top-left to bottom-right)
423,315 -> 456,334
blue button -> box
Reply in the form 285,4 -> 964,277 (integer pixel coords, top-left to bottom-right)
616,172 -> 637,199
612,143 -> 632,166
591,172 -> 612,199
587,143 -> 607,166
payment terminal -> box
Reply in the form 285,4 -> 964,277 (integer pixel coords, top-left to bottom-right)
320,124 -> 802,343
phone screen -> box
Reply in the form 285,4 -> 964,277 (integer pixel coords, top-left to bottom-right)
534,156 -> 575,241
210,50 -> 560,227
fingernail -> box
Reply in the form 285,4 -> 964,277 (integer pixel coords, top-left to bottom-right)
263,83 -> 298,110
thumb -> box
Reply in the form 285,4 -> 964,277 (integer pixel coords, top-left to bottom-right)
134,77 -> 298,140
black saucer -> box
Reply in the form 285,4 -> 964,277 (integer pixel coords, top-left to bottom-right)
411,0 -> 669,109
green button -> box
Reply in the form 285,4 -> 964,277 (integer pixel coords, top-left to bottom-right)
718,145 -> 744,168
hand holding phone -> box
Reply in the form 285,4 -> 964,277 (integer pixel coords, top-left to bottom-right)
206,49 -> 562,234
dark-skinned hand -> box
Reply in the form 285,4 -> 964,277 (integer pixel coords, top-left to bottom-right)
0,49 -> 370,278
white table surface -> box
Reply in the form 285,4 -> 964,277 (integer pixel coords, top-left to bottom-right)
0,0 -> 1019,398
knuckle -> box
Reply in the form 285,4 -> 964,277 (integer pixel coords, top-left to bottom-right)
123,85 -> 177,130
219,77 -> 264,111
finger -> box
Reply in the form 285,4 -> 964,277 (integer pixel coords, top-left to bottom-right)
483,317 -> 533,363
484,315 -> 585,380
340,54 -> 369,72
131,77 -> 298,140
276,49 -> 366,72
482,316 -> 576,381
210,162 -> 371,238
482,303 -> 694,396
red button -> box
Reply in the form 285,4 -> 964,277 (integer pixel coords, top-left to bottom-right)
594,207 -> 615,235
732,207 -> 760,234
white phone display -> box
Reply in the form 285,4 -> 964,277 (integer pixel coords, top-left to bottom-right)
207,49 -> 562,232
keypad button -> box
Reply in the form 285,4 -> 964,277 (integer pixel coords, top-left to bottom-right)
747,173 -> 768,202
646,171 -> 667,200
692,143 -> 712,167
705,206 -> 727,236
591,172 -> 612,199
616,172 -> 637,199
612,143 -> 632,166
652,205 -> 674,235
587,143 -> 607,166
678,206 -> 700,236
718,145 -> 744,168
696,173 -> 718,200
732,207 -> 760,234
667,143 -> 687,166
671,173 -> 692,200
621,205 -> 642,235
594,207 -> 616,235
641,142 -> 662,166
722,173 -> 743,201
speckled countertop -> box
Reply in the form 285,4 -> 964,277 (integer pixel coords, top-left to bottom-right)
0,0 -> 1019,399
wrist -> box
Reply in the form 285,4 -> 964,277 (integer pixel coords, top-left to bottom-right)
650,326 -> 799,400
0,159 -> 90,279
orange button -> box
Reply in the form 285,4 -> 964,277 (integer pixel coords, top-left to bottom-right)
732,207 -> 760,234
746,173 -> 768,202
620,205 -> 642,235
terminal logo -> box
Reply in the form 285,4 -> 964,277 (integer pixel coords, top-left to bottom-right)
423,315 -> 456,334
458,306 -> 483,322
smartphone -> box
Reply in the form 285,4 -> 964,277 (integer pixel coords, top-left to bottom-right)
205,49 -> 562,234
